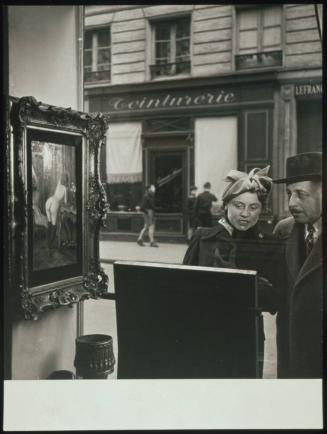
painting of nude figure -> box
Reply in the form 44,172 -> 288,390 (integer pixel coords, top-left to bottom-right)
30,137 -> 81,276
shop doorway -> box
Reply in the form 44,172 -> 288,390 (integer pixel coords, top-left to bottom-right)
149,149 -> 187,236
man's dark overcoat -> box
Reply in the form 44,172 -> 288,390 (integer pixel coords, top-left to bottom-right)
274,216 -> 322,378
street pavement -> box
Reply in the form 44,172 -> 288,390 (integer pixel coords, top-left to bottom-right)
83,239 -> 277,379
100,239 -> 188,268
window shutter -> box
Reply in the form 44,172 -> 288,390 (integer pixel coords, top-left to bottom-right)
239,110 -> 271,173
262,6 -> 281,51
238,8 -> 258,54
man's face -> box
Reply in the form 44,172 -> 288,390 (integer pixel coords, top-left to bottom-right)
149,185 -> 155,193
286,180 -> 322,224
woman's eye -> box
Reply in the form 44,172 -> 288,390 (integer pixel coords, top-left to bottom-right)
250,205 -> 259,211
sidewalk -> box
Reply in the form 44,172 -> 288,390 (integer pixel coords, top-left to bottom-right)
84,239 -> 277,379
100,239 -> 188,265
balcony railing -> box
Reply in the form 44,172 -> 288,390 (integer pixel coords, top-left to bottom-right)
150,61 -> 191,79
84,69 -> 111,83
235,50 -> 283,70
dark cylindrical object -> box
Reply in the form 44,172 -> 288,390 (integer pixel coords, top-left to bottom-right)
48,370 -> 75,380
74,334 -> 115,379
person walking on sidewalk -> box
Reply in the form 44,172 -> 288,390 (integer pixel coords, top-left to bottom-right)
137,184 -> 159,247
195,182 -> 218,228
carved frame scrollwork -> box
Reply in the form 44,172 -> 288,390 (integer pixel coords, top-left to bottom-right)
8,96 -> 110,320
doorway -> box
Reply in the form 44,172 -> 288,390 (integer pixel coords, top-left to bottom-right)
148,149 -> 187,236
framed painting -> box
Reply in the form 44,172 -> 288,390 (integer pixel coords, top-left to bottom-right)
8,96 -> 110,319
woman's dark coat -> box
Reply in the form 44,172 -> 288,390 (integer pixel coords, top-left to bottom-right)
183,223 -> 283,312
182,222 -> 284,377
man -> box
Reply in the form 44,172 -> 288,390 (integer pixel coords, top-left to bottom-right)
137,184 -> 159,247
273,152 -> 322,378
195,182 -> 218,227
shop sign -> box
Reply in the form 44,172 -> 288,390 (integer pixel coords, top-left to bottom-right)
295,83 -> 322,97
105,88 -> 238,112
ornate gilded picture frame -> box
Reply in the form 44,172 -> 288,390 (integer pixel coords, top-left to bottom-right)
8,96 -> 110,319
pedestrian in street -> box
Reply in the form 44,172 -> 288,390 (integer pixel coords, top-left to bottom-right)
273,152 -> 322,378
195,182 -> 217,227
186,185 -> 198,242
137,184 -> 159,247
183,166 -> 283,378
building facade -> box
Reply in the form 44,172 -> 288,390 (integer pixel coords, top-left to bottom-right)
84,4 -> 322,239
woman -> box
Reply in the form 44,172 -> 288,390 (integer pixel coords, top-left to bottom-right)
183,166 -> 283,378
45,173 -> 69,249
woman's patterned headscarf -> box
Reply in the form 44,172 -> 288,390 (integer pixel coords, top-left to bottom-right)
221,166 -> 272,204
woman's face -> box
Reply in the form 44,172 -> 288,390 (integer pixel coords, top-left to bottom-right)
226,191 -> 262,231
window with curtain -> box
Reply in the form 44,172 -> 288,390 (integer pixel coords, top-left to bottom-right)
235,6 -> 283,70
150,16 -> 191,79
106,123 -> 143,212
84,27 -> 111,83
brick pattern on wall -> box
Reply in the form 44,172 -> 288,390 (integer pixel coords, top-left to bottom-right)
192,5 -> 233,76
85,4 -> 322,86
284,4 -> 322,68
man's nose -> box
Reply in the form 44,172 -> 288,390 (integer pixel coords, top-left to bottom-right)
288,194 -> 298,208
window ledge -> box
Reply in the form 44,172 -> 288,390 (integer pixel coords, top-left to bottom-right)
233,65 -> 284,75
151,73 -> 192,82
235,50 -> 283,71
150,61 -> 191,80
84,81 -> 111,88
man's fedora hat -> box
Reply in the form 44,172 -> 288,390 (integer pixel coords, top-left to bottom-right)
273,152 -> 322,184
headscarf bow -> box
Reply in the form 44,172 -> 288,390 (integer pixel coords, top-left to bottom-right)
222,166 -> 272,204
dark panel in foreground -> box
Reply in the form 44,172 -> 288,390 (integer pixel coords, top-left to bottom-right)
115,262 -> 258,379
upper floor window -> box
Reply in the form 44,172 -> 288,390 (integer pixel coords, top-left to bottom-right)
84,28 -> 111,83
150,16 -> 191,79
235,6 -> 282,70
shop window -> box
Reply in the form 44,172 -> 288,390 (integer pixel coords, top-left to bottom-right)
106,122 -> 143,212
117,217 -> 132,231
107,182 -> 143,212
150,16 -> 191,79
235,6 -> 282,70
84,27 -> 111,83
297,100 -> 322,153
155,218 -> 182,233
